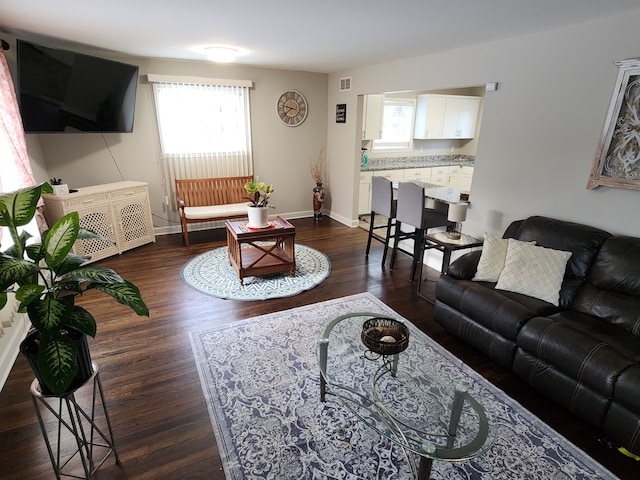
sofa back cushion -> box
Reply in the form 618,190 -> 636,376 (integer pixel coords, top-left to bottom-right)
505,216 -> 611,307
571,236 -> 640,335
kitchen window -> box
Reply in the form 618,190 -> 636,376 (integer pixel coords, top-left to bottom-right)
373,98 -> 416,151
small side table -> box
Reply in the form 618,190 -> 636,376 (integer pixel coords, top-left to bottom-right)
30,362 -> 119,479
418,232 -> 483,303
225,216 -> 296,285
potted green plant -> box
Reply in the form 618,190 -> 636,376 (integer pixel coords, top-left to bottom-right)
0,182 -> 149,395
243,176 -> 275,228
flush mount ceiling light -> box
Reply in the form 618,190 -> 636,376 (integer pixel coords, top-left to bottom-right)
205,47 -> 238,63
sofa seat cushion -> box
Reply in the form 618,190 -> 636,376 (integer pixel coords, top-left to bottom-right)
183,203 -> 248,220
435,301 -> 520,368
436,275 -> 559,341
613,364 -> 640,412
603,365 -> 640,452
516,313 -> 639,397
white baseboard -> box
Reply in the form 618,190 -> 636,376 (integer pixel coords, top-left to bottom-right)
152,210 -> 355,236
0,310 -> 30,392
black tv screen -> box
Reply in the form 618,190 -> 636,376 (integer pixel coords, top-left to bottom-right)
17,40 -> 139,133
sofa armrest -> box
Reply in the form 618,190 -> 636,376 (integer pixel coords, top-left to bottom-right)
446,250 -> 481,279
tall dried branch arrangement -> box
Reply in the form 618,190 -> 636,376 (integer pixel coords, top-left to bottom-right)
311,145 -> 326,184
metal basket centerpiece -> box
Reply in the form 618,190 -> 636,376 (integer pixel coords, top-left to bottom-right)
361,317 -> 410,356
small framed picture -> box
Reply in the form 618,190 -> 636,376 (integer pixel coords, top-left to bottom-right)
336,104 -> 347,123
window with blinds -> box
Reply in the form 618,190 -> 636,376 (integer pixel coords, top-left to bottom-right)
148,75 -> 254,208
149,75 -> 253,177
373,98 -> 416,151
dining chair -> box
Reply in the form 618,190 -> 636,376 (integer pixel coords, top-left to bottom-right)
365,176 -> 397,267
390,181 -> 449,281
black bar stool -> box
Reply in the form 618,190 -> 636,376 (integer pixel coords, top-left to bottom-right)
365,176 -> 397,267
390,181 -> 449,281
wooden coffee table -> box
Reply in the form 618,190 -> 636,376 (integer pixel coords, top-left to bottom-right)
225,216 -> 296,285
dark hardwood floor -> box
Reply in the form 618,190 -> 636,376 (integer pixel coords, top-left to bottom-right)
0,217 -> 635,479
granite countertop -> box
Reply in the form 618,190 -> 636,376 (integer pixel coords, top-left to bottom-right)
361,154 -> 475,171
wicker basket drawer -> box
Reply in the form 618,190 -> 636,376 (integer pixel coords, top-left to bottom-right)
63,193 -> 111,208
110,186 -> 148,200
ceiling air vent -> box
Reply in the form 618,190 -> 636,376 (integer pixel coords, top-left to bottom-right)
339,77 -> 351,92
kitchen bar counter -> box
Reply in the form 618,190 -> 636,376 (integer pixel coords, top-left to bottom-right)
361,154 -> 474,171
392,181 -> 467,205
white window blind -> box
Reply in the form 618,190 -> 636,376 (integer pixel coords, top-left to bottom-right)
374,98 -> 415,150
149,75 -> 253,208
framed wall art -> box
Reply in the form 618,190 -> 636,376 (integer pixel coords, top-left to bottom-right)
588,59 -> 640,190
335,103 -> 347,123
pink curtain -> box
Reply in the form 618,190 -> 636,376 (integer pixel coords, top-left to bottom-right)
0,46 -> 35,192
0,45 -> 46,240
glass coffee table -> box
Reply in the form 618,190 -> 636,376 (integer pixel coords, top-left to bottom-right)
317,312 -> 494,479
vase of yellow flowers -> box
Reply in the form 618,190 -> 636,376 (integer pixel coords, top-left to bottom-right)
244,177 -> 275,228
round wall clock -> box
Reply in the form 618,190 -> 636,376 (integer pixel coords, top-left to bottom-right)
276,90 -> 308,127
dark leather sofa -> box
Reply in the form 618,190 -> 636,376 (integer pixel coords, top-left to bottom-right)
434,215 -> 640,455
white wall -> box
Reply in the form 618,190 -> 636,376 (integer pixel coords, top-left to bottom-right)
6,8 -> 640,239
4,35 -> 328,233
326,8 -> 640,237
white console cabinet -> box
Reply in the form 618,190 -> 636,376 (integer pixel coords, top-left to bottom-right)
42,181 -> 155,263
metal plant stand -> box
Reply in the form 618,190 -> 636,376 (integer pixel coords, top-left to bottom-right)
30,362 -> 119,479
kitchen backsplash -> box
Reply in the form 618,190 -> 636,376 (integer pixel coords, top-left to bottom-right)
361,154 -> 475,170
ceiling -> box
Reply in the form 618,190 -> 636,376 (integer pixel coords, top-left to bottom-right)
1,0 -> 639,74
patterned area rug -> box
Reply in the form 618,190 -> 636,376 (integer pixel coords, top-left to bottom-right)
189,293 -> 616,479
181,244 -> 331,301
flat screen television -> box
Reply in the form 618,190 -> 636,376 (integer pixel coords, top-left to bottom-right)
16,40 -> 139,133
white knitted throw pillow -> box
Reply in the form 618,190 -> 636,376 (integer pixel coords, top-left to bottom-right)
495,239 -> 572,306
473,234 -> 535,282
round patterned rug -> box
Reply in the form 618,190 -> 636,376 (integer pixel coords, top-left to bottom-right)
180,244 -> 331,301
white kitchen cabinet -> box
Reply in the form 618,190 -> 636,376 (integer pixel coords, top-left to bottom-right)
362,94 -> 384,140
448,165 -> 474,191
42,181 -> 155,263
442,96 -> 481,138
358,166 -> 474,215
375,169 -> 405,182
403,167 -> 432,183
358,169 -> 404,215
358,171 -> 374,215
430,165 -> 452,186
413,95 -> 447,139
414,94 -> 481,140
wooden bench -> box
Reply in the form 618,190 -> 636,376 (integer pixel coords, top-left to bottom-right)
175,176 -> 253,246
